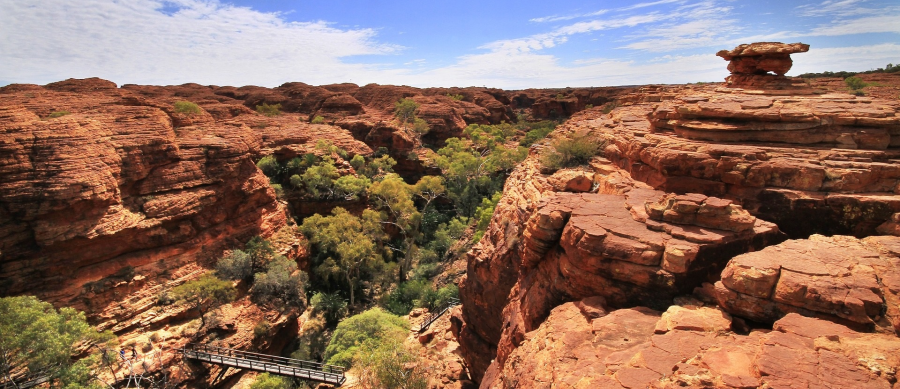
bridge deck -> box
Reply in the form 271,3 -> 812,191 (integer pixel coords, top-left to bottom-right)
180,344 -> 345,386
417,298 -> 460,333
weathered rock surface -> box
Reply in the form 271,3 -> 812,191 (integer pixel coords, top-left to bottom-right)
716,42 -> 810,89
488,300 -> 900,389
714,234 -> 900,334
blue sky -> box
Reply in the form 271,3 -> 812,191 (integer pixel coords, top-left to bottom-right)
1,0 -> 898,88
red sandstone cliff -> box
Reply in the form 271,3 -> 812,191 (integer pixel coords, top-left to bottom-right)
455,48 -> 900,387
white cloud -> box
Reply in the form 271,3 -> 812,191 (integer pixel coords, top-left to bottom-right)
0,0 -> 401,86
617,0 -> 684,12
795,0 -> 879,17
808,15 -> 900,35
530,10 -> 609,23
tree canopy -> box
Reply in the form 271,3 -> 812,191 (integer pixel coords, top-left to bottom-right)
0,296 -> 115,389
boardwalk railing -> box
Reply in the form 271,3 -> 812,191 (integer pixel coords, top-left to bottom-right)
416,298 -> 461,333
0,374 -> 49,389
179,344 -> 345,386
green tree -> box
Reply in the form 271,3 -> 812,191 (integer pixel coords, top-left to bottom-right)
309,292 -> 348,326
473,191 -> 502,243
257,156 -> 281,178
300,157 -> 340,198
245,236 -> 276,271
300,208 -> 387,306
333,175 -> 371,200
216,249 -> 252,281
0,296 -> 115,389
323,308 -> 408,367
251,256 -> 309,309
170,273 -> 236,327
394,98 -> 419,129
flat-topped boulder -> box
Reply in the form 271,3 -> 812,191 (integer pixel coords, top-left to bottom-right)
716,42 -> 811,89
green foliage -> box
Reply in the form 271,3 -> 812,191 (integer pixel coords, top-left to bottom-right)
334,175 -> 371,200
315,139 -> 349,159
384,279 -> 459,316
174,101 -> 201,115
427,216 -> 470,258
519,120 -> 558,147
356,155 -> 397,180
215,249 -> 252,281
47,110 -> 71,118
0,296 -> 116,388
256,103 -> 282,117
252,256 -> 309,309
291,315 -> 329,362
311,115 -> 326,124
257,155 -> 281,178
271,183 -> 285,199
394,98 -> 419,126
354,337 -> 428,389
246,235 -> 276,271
585,104 -> 594,109
300,208 -> 387,305
253,320 -> 271,338
300,157 -> 340,198
170,273 -> 236,324
310,292 -> 348,326
411,117 -> 430,135
250,373 -> 292,389
540,134 -> 605,170
845,76 -> 868,90
473,191 -> 501,243
446,93 -> 464,101
323,308 -> 408,367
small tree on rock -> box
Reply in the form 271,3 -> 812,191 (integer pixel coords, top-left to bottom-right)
170,273 -> 236,327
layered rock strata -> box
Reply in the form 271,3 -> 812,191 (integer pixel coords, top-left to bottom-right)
596,87 -> 900,237
712,234 -> 900,334
716,42 -> 810,89
488,299 -> 900,389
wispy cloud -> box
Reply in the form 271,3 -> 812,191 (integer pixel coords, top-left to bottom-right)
809,14 -> 900,35
0,0 -> 401,86
530,10 -> 609,23
618,0 -> 684,11
795,0 -> 879,17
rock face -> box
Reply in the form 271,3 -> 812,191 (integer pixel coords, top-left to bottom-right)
456,45 -> 900,388
488,300 -> 900,389
714,234 -> 900,333
716,42 -> 810,89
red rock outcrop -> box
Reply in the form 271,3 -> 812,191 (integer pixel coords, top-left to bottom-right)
488,299 -> 900,389
713,234 -> 900,334
717,42 -> 810,89
457,45 -> 900,387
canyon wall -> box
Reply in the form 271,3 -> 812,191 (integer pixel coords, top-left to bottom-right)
456,68 -> 900,387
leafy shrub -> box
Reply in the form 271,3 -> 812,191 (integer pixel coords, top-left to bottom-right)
540,135 -> 605,170
384,279 -> 431,315
270,183 -> 285,199
601,101 -> 619,114
256,103 -> 282,117
253,320 -> 271,338
245,235 -> 276,270
310,292 -> 348,326
354,337 -> 427,389
250,373 -> 292,389
394,98 -> 419,125
446,93 -> 464,101
519,120 -> 558,147
216,249 -> 252,281
324,308 -> 408,367
168,273 -> 235,325
47,110 -> 70,118
311,115 -> 326,124
257,155 -> 281,178
174,101 -> 201,115
845,76 -> 868,90
251,256 -> 308,309
585,104 -> 594,109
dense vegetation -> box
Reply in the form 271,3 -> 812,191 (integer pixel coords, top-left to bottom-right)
798,63 -> 899,78
0,296 -> 116,389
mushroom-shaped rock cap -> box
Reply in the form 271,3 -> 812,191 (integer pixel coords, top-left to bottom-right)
716,42 -> 809,60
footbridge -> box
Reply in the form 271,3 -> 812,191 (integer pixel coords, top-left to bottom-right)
416,298 -> 461,333
179,344 -> 346,386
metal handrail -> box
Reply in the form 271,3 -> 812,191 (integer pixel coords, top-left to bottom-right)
179,344 -> 346,385
417,298 -> 460,332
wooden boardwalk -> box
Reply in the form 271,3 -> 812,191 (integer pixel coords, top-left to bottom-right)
179,344 -> 345,386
